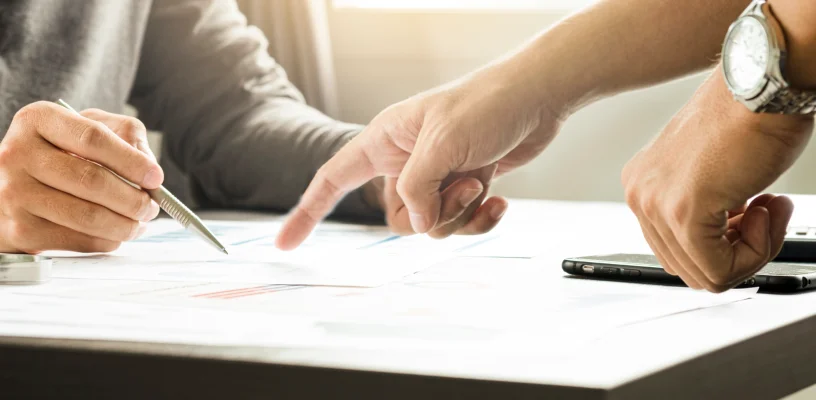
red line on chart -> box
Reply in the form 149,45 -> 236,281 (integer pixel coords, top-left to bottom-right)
220,285 -> 303,299
192,285 -> 268,298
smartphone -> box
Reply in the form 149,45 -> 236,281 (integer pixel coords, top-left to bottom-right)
563,254 -> 816,292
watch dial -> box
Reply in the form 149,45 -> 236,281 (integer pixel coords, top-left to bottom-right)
724,17 -> 770,96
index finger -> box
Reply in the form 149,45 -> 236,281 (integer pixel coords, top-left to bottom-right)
276,138 -> 377,250
18,102 -> 163,189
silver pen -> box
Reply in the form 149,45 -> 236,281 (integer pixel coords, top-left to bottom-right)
57,100 -> 228,255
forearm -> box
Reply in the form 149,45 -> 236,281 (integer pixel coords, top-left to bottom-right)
482,0 -> 751,114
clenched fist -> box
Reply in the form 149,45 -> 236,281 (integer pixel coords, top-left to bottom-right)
622,69 -> 812,292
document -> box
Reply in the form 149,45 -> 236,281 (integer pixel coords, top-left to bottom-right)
0,254 -> 757,356
45,215 -> 551,288
0,202 -> 757,357
45,219 -> 451,287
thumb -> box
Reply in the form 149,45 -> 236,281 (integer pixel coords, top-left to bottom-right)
396,141 -> 455,234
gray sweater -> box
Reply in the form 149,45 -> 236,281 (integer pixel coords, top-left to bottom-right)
0,0 -> 379,219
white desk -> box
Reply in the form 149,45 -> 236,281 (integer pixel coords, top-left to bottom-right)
1,200 -> 815,399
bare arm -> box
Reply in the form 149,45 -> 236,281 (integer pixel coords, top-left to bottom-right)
276,0 -> 765,248
486,0 -> 753,114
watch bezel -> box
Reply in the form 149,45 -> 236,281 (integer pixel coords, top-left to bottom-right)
722,14 -> 778,100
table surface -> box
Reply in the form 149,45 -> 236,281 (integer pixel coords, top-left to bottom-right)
1,199 -> 815,400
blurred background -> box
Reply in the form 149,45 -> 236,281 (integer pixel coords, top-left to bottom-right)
223,0 -> 816,203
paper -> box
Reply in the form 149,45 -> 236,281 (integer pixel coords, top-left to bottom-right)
46,215 -> 551,287
125,217 -> 545,259
47,219 -> 449,287
0,201 -> 757,357
0,253 -> 757,355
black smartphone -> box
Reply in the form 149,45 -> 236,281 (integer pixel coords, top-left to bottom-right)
563,254 -> 816,292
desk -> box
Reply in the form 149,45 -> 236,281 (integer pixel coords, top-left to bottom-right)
1,200 -> 815,399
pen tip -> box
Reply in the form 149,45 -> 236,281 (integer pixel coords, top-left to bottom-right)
220,248 -> 229,255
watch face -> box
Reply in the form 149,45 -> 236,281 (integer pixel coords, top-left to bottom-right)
723,16 -> 771,97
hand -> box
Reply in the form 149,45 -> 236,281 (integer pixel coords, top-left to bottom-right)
0,102 -> 164,254
277,66 -> 566,250
622,69 -> 813,292
361,170 -> 505,239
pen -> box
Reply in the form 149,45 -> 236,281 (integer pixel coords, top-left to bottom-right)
56,100 -> 228,255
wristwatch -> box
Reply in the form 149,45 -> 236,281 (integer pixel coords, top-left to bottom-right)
722,0 -> 816,114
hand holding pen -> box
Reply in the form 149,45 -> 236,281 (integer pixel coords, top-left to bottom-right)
0,101 -> 225,254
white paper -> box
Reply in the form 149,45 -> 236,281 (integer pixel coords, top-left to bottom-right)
0,257 -> 757,355
0,201 -> 758,357
47,220 -> 448,287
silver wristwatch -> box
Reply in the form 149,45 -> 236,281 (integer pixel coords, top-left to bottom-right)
722,0 -> 816,114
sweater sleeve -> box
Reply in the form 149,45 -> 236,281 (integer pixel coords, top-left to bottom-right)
128,0 -> 382,220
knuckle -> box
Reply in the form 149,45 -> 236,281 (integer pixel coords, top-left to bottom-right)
82,108 -> 105,117
623,186 -> 639,210
620,162 -> 634,188
0,178 -> 14,205
707,271 -> 733,287
76,122 -> 107,150
77,205 -> 101,227
12,101 -> 48,123
78,164 -> 106,192
314,167 -> 341,197
667,198 -> 690,226
640,195 -> 660,220
395,178 -> 419,204
119,117 -> 147,143
7,221 -> 33,245
0,143 -> 19,167
131,193 -> 150,219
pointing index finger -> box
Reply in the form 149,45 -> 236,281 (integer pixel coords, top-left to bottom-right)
276,138 -> 377,250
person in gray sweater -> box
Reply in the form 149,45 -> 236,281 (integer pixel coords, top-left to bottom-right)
0,0 -> 501,253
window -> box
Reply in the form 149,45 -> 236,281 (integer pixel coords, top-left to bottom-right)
332,0 -> 598,11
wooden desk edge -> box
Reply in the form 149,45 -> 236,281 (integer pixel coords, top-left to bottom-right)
0,337 -> 601,399
611,312 -> 816,400
1,310 -> 815,399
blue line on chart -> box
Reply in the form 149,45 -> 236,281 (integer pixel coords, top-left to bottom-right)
230,235 -> 274,246
358,235 -> 401,250
454,236 -> 499,252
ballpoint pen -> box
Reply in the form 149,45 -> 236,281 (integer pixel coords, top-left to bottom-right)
57,99 -> 228,255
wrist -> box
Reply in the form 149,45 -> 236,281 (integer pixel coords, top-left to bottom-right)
770,0 -> 816,89
468,43 -> 586,133
711,67 -> 813,141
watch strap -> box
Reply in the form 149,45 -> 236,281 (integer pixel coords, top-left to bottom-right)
757,86 -> 816,114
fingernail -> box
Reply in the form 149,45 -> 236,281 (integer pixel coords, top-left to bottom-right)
459,189 -> 482,207
409,212 -> 429,233
490,203 -> 507,220
142,167 -> 163,188
141,200 -> 160,222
